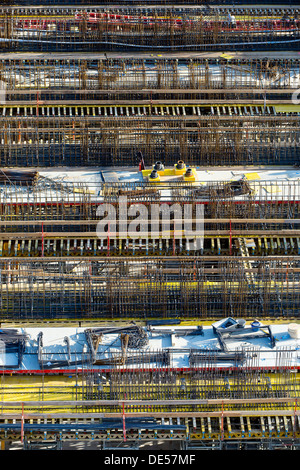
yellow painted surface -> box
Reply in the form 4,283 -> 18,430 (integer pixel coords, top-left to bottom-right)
220,53 -> 234,59
245,172 -> 261,180
183,169 -> 197,182
142,167 -> 198,181
73,188 -> 96,194
274,105 -> 300,113
0,375 -> 83,412
149,176 -> 161,183
263,185 -> 282,194
138,280 -> 280,289
0,372 -> 298,416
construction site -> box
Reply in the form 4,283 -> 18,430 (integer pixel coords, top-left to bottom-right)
0,0 -> 299,453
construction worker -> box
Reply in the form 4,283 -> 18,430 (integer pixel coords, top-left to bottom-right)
228,12 -> 236,29
231,14 -> 236,29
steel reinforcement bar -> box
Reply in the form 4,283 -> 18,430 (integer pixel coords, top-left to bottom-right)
0,113 -> 298,166
0,57 -> 299,97
7,1 -> 297,6
0,257 -> 299,320
0,233 -> 300,257
0,7 -> 299,52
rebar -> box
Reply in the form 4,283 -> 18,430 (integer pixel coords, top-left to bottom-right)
0,7 -> 299,52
